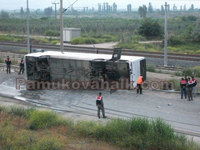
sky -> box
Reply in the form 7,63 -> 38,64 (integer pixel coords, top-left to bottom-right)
0,0 -> 200,11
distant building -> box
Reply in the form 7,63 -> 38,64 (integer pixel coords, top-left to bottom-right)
127,4 -> 132,12
63,28 -> 81,43
98,3 -> 101,12
113,3 -> 117,12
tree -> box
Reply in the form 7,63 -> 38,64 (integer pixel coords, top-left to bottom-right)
138,5 -> 147,18
138,18 -> 162,38
0,11 -> 9,19
190,19 -> 200,42
187,15 -> 197,21
20,7 -> 24,17
44,7 -> 53,17
182,15 -> 197,21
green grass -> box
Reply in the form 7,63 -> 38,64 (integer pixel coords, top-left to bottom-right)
0,35 -> 58,45
182,66 -> 200,77
0,106 -> 200,150
0,57 -> 3,63
74,118 -> 196,150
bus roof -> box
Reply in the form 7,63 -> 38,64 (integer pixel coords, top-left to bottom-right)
25,51 -> 145,61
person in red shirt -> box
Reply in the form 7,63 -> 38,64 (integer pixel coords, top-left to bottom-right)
5,56 -> 11,74
96,92 -> 107,119
180,78 -> 187,99
187,77 -> 194,101
18,58 -> 24,74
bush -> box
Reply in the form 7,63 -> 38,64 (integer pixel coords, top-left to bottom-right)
194,67 -> 200,77
4,130 -> 36,150
132,35 -> 146,41
93,118 -> 187,149
0,106 -> 6,112
44,30 -> 60,36
71,37 -> 98,45
34,135 -> 64,150
0,57 -> 3,63
8,106 -> 27,118
181,66 -> 200,78
117,43 -> 134,49
138,18 -> 163,37
101,35 -> 113,39
83,38 -> 98,44
38,38 -> 49,44
75,121 -> 99,137
19,49 -> 28,53
50,40 -> 59,45
147,64 -> 156,72
168,36 -> 184,46
28,110 -> 63,129
71,37 -> 84,44
182,68 -> 193,77
168,79 -> 180,91
175,71 -> 182,76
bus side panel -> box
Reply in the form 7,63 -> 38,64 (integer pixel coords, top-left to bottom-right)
49,58 -> 58,81
49,58 -> 91,82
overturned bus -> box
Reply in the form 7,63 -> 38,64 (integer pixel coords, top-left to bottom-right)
24,49 -> 146,90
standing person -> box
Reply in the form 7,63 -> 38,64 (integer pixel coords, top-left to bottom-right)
18,58 -> 24,74
137,75 -> 143,94
180,78 -> 187,99
187,77 -> 194,101
184,75 -> 188,98
5,56 -> 11,74
96,92 -> 107,119
192,76 -> 197,97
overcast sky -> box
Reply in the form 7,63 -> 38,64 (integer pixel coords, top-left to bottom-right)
0,0 -> 200,11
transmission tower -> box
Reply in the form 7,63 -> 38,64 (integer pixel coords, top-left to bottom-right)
52,2 -> 59,26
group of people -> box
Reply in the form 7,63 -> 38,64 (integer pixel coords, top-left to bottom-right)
180,75 -> 197,101
5,56 -> 24,74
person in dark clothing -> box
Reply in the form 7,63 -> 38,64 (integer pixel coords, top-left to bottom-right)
5,56 -> 11,74
180,78 -> 187,99
96,92 -> 107,119
184,75 -> 188,97
137,75 -> 144,94
18,58 -> 24,74
187,77 -> 194,101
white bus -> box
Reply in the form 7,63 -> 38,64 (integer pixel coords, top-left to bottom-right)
24,49 -> 146,89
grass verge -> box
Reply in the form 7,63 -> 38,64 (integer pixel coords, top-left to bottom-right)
0,106 -> 199,150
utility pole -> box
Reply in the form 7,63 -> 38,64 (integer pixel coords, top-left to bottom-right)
60,0 -> 78,53
164,2 -> 168,66
60,0 -> 63,53
27,0 -> 30,53
52,2 -> 59,25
